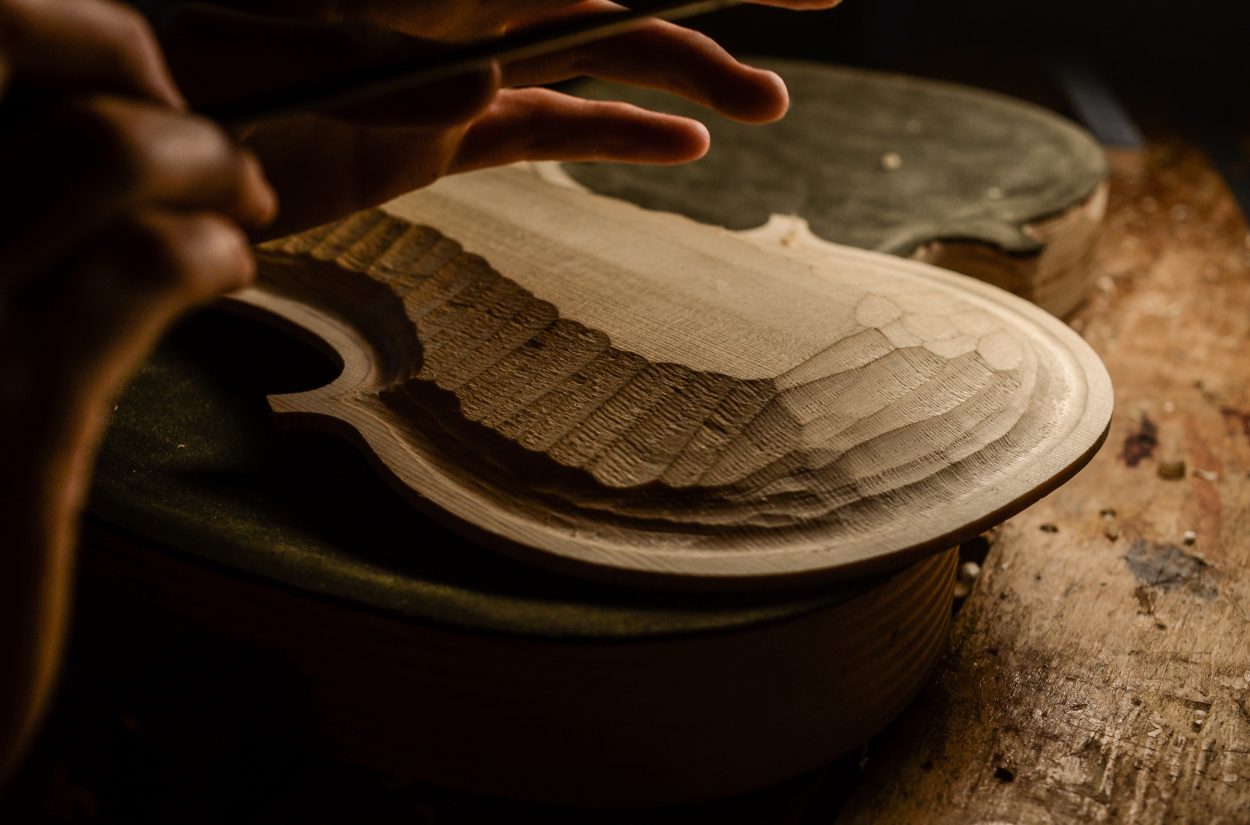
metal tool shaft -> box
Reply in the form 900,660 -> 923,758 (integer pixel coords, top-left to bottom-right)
204,0 -> 742,127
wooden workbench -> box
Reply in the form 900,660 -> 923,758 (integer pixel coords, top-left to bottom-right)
839,141 -> 1250,825
2,142 -> 1247,825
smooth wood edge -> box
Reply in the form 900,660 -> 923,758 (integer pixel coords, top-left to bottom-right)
914,182 -> 1110,318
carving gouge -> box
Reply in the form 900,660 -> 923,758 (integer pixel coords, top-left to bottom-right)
204,0 -> 744,128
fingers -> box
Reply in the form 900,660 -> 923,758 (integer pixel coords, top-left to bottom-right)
240,113 -> 468,237
453,87 -> 710,172
0,0 -> 181,105
0,97 -> 275,288
7,209 -> 249,541
242,86 -> 712,236
159,4 -> 499,128
503,13 -> 789,123
37,210 -> 255,419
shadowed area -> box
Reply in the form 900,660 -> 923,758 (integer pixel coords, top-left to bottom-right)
87,308 -> 861,637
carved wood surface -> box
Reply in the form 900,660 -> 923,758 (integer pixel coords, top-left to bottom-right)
837,145 -> 1250,824
562,60 -> 1108,316
241,165 -> 1112,587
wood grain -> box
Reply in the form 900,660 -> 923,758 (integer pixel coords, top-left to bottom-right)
837,144 -> 1250,824
237,164 -> 1113,587
561,61 -> 1108,316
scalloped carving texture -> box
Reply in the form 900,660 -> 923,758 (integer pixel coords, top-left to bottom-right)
259,206 -> 1057,553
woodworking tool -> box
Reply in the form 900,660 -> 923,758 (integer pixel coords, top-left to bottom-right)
204,0 -> 744,128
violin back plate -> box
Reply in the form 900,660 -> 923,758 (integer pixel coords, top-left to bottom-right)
237,165 -> 1112,588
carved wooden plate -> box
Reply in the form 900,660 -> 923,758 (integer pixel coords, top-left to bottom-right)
236,165 -> 1111,589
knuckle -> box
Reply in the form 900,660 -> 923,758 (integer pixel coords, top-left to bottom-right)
119,214 -> 253,297
114,215 -> 186,275
107,6 -> 164,74
61,99 -> 236,199
103,2 -> 155,47
60,99 -> 150,193
184,112 -> 234,159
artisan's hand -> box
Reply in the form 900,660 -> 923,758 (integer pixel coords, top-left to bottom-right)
157,0 -> 844,235
0,0 -> 275,782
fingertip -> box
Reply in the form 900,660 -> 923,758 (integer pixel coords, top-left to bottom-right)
675,119 -> 711,162
627,116 -> 709,165
470,60 -> 505,118
624,113 -> 710,164
484,59 -> 504,95
755,69 -> 790,122
456,61 -> 503,121
730,68 -> 789,124
185,214 -> 257,295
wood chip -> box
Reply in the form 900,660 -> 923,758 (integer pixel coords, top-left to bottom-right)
958,561 -> 982,584
1157,458 -> 1187,480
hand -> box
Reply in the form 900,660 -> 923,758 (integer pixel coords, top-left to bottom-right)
156,0 -> 844,236
0,0 -> 275,781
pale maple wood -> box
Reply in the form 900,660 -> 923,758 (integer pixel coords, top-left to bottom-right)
234,164 -> 1113,588
837,145 -> 1250,823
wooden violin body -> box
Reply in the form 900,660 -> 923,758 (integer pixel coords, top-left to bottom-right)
236,164 -> 1111,588
81,67 -> 1113,806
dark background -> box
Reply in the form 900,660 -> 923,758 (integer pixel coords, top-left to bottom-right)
698,0 -> 1248,111
1,2 -> 1245,822
694,0 -> 1249,211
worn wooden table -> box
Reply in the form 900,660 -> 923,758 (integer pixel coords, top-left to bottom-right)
839,141 -> 1250,825
3,139 -> 1247,825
